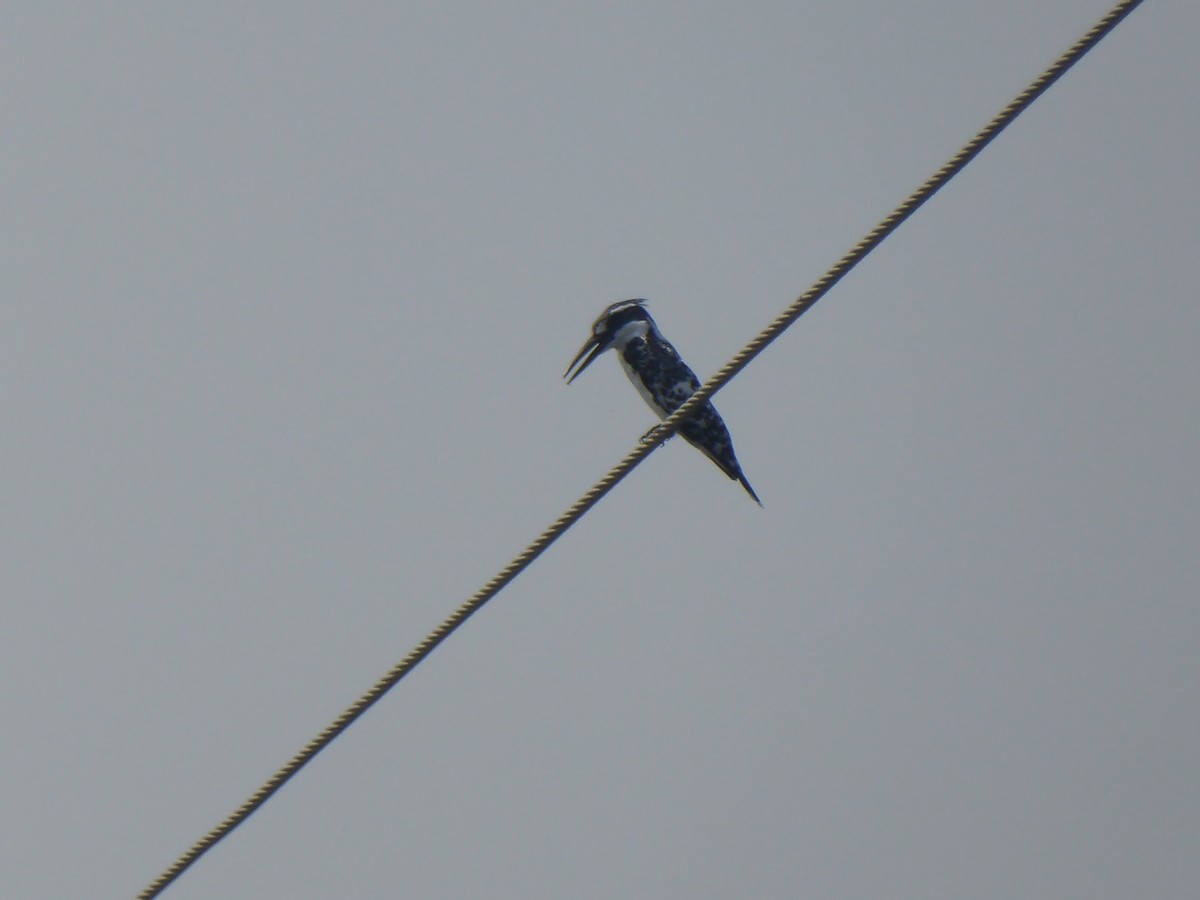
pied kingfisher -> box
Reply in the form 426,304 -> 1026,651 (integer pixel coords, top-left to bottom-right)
564,299 -> 761,505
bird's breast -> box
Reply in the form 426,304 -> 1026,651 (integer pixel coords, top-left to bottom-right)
618,350 -> 670,419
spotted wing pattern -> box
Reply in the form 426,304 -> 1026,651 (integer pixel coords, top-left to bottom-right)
622,335 -> 761,505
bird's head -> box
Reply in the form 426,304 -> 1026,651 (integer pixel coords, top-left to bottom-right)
564,299 -> 655,384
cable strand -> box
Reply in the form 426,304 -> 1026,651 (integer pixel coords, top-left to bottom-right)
137,2 -> 1143,895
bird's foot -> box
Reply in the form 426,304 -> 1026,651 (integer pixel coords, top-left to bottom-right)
640,425 -> 671,445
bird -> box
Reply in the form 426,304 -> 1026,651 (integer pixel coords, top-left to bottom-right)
564,299 -> 761,505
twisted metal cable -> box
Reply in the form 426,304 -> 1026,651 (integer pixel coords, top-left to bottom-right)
655,0 -> 1145,434
138,1 -> 1143,895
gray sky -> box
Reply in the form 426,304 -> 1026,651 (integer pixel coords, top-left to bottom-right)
4,2 -> 1197,898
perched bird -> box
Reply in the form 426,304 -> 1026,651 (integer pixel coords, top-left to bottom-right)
564,299 -> 761,505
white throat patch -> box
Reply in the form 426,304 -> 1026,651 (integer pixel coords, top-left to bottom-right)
608,317 -> 650,349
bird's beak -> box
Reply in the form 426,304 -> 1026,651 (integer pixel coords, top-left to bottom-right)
564,334 -> 609,384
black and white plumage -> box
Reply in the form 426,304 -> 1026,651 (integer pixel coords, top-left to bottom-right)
564,299 -> 761,505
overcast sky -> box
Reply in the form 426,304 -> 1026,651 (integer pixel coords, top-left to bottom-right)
3,2 -> 1197,898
